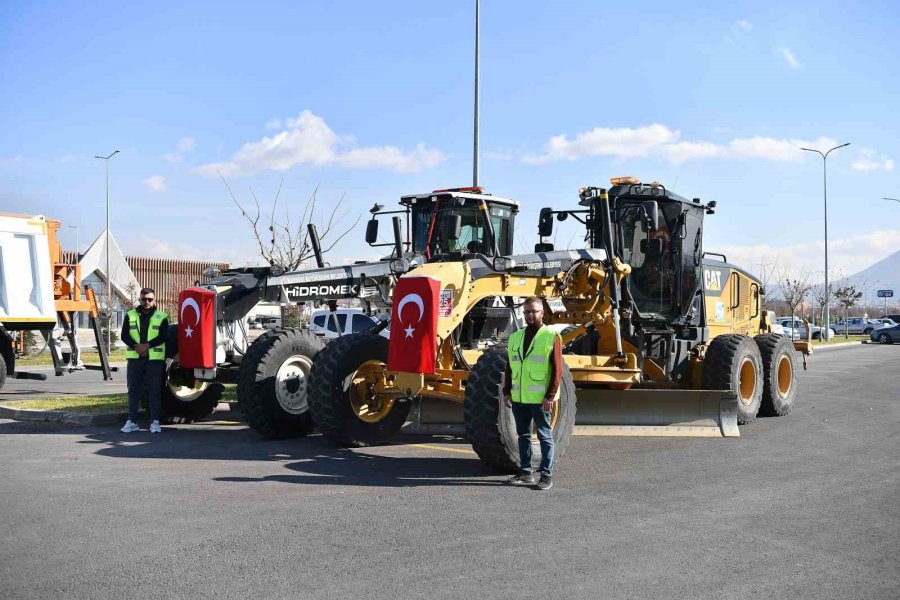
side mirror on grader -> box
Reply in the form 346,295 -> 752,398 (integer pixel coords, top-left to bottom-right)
442,214 -> 462,241
538,207 -> 554,237
365,219 -> 379,245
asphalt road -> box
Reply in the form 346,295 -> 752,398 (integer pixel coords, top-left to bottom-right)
1,365 -> 126,397
1,344 -> 897,599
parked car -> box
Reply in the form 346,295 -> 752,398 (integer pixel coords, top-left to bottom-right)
871,318 -> 897,328
247,319 -> 263,330
880,314 -> 900,324
309,308 -> 389,340
870,322 -> 900,344
260,317 -> 282,330
775,317 -> 835,340
766,311 -> 785,335
833,316 -> 882,335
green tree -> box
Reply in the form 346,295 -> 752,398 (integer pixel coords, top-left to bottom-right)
834,285 -> 863,338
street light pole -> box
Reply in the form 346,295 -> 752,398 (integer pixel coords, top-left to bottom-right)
800,142 -> 850,341
883,197 -> 900,204
94,150 -> 120,351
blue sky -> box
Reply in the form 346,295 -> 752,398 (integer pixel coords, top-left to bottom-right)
2,0 -> 898,292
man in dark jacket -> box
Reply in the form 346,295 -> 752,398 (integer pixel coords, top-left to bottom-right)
119,287 -> 169,433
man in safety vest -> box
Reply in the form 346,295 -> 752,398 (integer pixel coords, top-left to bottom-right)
119,287 -> 169,433
502,297 -> 562,490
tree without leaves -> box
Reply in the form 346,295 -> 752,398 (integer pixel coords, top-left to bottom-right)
834,285 -> 864,338
222,175 -> 360,272
777,268 -> 813,339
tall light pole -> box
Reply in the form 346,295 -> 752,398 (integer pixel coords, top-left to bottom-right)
94,149 -> 119,351
801,142 -> 850,340
884,197 -> 900,204
472,0 -> 480,187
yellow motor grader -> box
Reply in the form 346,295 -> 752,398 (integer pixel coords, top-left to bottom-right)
307,178 -> 809,471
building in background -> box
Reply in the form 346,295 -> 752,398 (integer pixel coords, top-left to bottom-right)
61,230 -> 228,330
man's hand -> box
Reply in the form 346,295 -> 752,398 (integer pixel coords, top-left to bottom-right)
135,343 -> 149,357
542,398 -> 554,412
503,395 -> 512,407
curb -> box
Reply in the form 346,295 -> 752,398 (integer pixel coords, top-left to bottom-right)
811,341 -> 867,351
0,404 -> 129,426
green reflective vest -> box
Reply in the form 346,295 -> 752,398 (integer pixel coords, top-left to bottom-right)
507,325 -> 559,404
125,308 -> 168,361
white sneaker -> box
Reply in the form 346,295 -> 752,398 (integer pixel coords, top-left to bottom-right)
121,420 -> 140,433
150,420 -> 162,434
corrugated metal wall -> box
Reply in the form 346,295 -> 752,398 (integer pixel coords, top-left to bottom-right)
62,250 -> 229,316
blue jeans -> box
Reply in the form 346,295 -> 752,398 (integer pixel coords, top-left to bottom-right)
127,359 -> 164,422
510,402 -> 554,476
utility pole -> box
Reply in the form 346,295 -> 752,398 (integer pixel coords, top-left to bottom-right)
472,0 -> 480,187
94,149 -> 120,351
801,142 -> 850,340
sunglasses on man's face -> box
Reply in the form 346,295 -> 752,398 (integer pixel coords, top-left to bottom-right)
523,309 -> 542,315
140,297 -> 155,303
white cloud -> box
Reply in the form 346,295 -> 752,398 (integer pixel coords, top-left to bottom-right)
523,124 -> 846,166
162,136 -> 196,163
714,229 -> 900,282
736,20 -> 753,30
193,110 -> 445,177
144,175 -> 167,192
0,155 -> 22,166
779,46 -> 801,69
851,148 -> 895,172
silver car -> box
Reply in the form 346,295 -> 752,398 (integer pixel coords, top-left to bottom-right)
776,317 -> 835,340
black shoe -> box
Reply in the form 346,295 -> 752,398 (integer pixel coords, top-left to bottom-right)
535,475 -> 553,491
506,473 -> 537,486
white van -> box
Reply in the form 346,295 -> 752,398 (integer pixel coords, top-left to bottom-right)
309,308 -> 388,339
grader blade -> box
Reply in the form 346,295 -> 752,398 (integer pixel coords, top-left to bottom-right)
572,389 -> 739,437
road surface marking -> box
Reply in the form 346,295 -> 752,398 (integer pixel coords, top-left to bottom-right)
410,443 -> 477,455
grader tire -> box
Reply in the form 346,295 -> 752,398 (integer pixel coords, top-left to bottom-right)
754,334 -> 797,417
0,352 -> 6,391
160,357 -> 223,424
463,346 -> 577,473
702,334 -> 763,425
307,333 -> 410,447
237,329 -> 322,439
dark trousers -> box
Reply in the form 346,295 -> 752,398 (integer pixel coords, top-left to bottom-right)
127,359 -> 164,422
510,402 -> 554,476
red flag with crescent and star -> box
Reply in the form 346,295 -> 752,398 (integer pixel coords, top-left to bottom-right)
177,287 -> 217,369
387,275 -> 440,374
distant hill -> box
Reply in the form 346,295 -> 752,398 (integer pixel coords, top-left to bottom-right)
834,249 -> 900,310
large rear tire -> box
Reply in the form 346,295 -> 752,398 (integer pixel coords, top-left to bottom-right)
237,329 -> 323,439
0,351 -> 6,392
754,334 -> 797,417
702,334 -> 763,425
308,333 -> 411,447
160,355 -> 223,423
463,346 -> 577,473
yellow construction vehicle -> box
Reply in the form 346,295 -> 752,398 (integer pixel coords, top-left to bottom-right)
307,179 -> 809,470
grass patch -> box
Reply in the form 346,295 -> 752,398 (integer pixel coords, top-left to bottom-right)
1,384 -> 236,414
16,350 -> 128,367
811,334 -> 869,346
2,394 -> 129,414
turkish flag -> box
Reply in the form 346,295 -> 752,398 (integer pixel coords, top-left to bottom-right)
387,275 -> 440,374
178,287 -> 216,369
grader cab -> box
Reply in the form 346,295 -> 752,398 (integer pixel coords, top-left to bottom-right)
307,178 -> 805,471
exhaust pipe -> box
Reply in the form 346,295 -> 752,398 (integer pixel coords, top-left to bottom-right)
307,223 -> 325,268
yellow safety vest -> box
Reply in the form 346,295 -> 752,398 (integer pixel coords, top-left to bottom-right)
125,308 -> 168,361
507,325 -> 559,404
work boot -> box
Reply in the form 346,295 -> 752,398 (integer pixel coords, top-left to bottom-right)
121,420 -> 140,433
506,472 -> 537,486
150,420 -> 162,434
535,474 -> 553,491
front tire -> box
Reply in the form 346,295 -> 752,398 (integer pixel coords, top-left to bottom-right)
754,334 -> 797,417
307,333 -> 411,447
161,355 -> 223,423
463,346 -> 577,473
878,333 -> 892,344
237,329 -> 323,439
702,334 -> 763,425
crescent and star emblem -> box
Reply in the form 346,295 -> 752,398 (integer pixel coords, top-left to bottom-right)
180,297 -> 201,338
396,293 -> 424,338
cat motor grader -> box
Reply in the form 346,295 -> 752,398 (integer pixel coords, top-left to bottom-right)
168,187 -> 520,435
307,177 -> 809,471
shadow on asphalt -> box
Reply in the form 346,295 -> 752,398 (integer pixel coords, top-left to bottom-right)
0,421 -> 503,487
